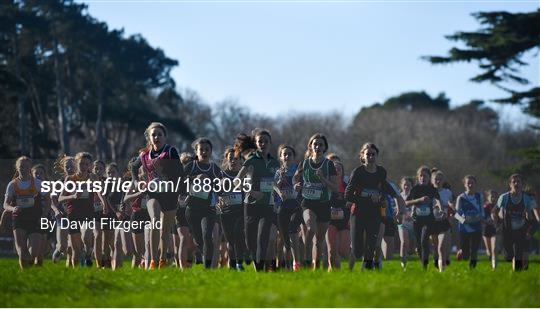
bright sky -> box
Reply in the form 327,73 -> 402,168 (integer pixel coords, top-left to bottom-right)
82,0 -> 539,124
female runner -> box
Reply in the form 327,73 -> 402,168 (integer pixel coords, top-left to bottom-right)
176,152 -> 196,269
275,145 -> 303,271
31,164 -> 52,266
218,147 -> 246,271
3,156 -> 51,269
325,153 -> 350,271
431,169 -> 454,271
124,165 -> 151,268
59,152 -> 107,267
234,130 -> 280,272
455,175 -> 484,269
294,133 -> 338,270
345,143 -> 404,270
397,177 -> 414,270
496,174 -> 539,271
51,155 -> 75,265
483,189 -> 499,270
129,122 -> 182,269
184,138 -> 222,269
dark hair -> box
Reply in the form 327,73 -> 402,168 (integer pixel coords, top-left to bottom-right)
54,154 -> 75,178
327,153 -> 341,162
191,137 -> 213,152
106,162 -> 119,173
180,152 -> 195,167
508,173 -> 523,184
75,152 -> 93,162
416,165 -> 431,183
142,122 -> 167,153
305,133 -> 329,159
358,142 -> 379,164
251,128 -> 272,143
221,146 -> 236,170
31,163 -> 48,180
234,133 -> 257,158
277,144 -> 296,159
462,174 -> 477,183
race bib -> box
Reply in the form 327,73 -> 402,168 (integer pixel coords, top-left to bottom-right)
280,189 -> 298,201
511,217 -> 525,230
415,204 -> 431,216
360,189 -> 380,198
16,196 -> 34,208
260,177 -> 274,193
93,201 -> 103,212
189,184 -> 210,200
331,208 -> 344,220
302,183 -> 323,200
78,191 -> 90,199
222,193 -> 243,206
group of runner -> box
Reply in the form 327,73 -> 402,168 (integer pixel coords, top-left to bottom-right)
2,122 -> 539,272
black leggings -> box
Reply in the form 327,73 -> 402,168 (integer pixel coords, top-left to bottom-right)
350,212 -> 380,265
460,231 -> 482,262
185,206 -> 215,268
220,209 -> 245,267
244,204 -> 273,265
277,203 -> 302,250
413,218 -> 434,264
502,227 -> 527,269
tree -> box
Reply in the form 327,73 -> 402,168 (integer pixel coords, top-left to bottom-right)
423,9 -> 540,180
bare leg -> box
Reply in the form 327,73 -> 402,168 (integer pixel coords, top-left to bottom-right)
326,225 -> 338,270
146,199 -> 161,267
13,229 -> 31,269
397,226 -> 409,269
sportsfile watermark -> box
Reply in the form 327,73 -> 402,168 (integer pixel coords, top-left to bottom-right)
40,177 -> 181,195
40,177 -> 252,195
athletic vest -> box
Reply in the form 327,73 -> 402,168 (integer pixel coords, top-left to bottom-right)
220,170 -> 243,209
140,144 -> 174,182
457,192 -> 483,233
302,158 -> 331,202
12,178 -> 41,219
65,174 -> 93,216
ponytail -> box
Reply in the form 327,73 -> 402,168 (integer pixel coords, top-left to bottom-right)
234,133 -> 257,158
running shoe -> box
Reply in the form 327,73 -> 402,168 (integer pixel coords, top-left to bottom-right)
158,259 -> 167,269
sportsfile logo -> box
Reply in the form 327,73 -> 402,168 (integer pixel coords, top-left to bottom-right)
40,177 -> 182,195
40,177 -> 253,195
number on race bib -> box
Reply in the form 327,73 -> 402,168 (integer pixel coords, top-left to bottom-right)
280,189 -> 298,201
260,178 -> 274,193
16,197 -> 34,208
189,184 -> 210,200
511,217 -> 525,230
415,204 -> 431,216
302,184 -> 323,200
222,193 -> 242,206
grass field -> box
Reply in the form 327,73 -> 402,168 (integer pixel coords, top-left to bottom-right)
1,257 -> 539,307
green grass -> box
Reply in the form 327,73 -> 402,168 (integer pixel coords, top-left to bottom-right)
1,258 -> 539,307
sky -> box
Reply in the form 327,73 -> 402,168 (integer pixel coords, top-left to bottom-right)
81,0 -> 539,125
